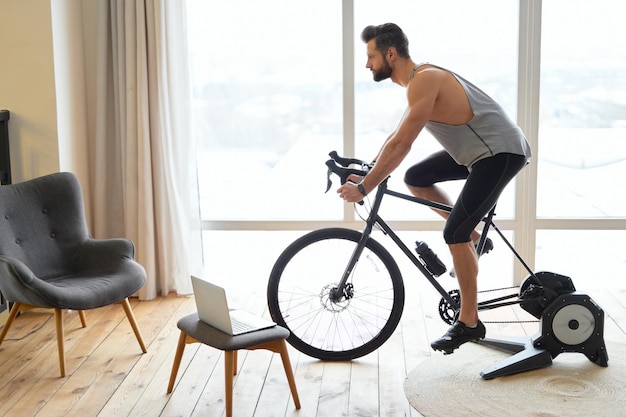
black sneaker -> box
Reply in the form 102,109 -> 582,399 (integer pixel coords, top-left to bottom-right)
431,320 -> 486,354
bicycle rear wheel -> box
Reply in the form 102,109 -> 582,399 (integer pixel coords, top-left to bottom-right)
267,228 -> 404,360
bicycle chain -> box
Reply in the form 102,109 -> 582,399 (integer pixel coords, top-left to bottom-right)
475,285 -> 538,324
482,319 -> 539,324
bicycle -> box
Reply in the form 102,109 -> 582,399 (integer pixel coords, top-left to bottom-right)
266,151 -> 608,374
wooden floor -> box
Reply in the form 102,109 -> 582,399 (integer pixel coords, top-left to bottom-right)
1,273 -> 625,417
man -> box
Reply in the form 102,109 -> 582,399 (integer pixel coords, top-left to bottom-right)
337,23 -> 531,354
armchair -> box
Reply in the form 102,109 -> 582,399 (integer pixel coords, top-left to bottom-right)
0,172 -> 147,377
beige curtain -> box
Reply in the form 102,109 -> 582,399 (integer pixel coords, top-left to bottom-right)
90,0 -> 202,299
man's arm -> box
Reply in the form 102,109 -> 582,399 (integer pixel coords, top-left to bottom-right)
359,71 -> 442,193
338,70 -> 443,202
371,131 -> 395,164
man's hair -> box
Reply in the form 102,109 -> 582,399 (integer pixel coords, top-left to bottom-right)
361,23 -> 410,58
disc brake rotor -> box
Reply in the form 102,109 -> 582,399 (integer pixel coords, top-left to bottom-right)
320,283 -> 353,313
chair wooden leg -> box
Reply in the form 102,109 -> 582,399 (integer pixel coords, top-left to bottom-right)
119,298 -> 147,353
277,340 -> 301,409
224,351 -> 235,417
224,350 -> 237,417
78,310 -> 87,328
1,304 -> 69,378
0,302 -> 22,345
167,331 -> 188,394
55,308 -> 66,377
248,339 -> 301,410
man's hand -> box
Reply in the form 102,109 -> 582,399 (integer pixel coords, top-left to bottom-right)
337,182 -> 365,203
347,173 -> 363,183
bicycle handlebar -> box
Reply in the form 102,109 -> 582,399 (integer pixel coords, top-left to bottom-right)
328,151 -> 369,169
325,151 -> 372,193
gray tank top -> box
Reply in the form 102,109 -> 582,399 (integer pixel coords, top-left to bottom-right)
420,64 -> 531,168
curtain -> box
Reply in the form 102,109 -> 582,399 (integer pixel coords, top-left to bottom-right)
90,0 -> 202,299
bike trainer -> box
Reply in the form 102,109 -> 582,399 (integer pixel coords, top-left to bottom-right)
477,271 -> 609,379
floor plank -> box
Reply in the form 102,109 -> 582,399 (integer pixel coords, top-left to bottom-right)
0,275 -> 624,417
316,360 -> 351,417
348,352 -> 379,417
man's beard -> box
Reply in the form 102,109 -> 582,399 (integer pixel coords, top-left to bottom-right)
373,58 -> 392,82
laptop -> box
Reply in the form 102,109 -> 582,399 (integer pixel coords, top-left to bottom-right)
191,276 -> 276,336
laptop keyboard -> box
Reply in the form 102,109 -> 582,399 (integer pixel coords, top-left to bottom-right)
231,316 -> 256,333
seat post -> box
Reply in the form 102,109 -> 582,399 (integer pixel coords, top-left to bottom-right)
477,204 -> 497,255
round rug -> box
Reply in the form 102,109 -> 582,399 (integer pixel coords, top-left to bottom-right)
404,341 -> 626,417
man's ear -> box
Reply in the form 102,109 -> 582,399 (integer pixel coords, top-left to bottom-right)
387,47 -> 397,61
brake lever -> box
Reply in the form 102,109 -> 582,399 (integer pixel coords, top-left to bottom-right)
324,159 -> 368,206
325,159 -> 345,192
324,159 -> 369,191
329,150 -> 367,167
325,164 -> 333,193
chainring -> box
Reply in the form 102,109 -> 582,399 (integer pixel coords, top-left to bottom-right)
438,289 -> 460,325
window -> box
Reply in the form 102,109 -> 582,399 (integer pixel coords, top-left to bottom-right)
187,0 -> 343,221
535,231 -> 626,289
537,0 -> 626,218
187,1 -> 626,287
187,0 -> 520,222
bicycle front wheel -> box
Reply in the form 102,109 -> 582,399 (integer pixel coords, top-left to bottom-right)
267,228 -> 404,360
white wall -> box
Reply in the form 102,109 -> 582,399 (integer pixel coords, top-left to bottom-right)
0,0 -> 60,181
50,0 -> 89,179
0,0 -> 99,216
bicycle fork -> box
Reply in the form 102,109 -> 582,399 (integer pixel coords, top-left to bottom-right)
330,182 -> 387,304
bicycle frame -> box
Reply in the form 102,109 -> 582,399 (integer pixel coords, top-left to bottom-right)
333,175 -> 538,313
269,152 -> 607,367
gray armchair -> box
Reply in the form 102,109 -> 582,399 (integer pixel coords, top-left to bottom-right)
0,172 -> 147,377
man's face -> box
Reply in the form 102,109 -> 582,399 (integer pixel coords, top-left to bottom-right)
366,40 -> 392,82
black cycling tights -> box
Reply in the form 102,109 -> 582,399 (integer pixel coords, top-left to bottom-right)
404,151 -> 528,244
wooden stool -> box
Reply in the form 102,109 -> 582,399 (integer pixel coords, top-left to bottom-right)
167,313 -> 301,416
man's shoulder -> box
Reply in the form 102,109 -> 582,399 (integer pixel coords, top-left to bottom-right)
408,65 -> 448,97
413,64 -> 450,80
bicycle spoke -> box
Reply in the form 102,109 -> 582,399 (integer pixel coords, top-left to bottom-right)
267,228 -> 404,359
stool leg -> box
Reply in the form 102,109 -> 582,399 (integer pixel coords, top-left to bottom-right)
248,339 -> 302,410
224,351 -> 235,417
167,331 -> 188,393
277,340 -> 301,409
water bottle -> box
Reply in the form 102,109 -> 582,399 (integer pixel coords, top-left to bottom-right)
415,241 -> 447,277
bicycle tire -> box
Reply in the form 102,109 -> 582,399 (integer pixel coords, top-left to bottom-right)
267,228 -> 405,360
